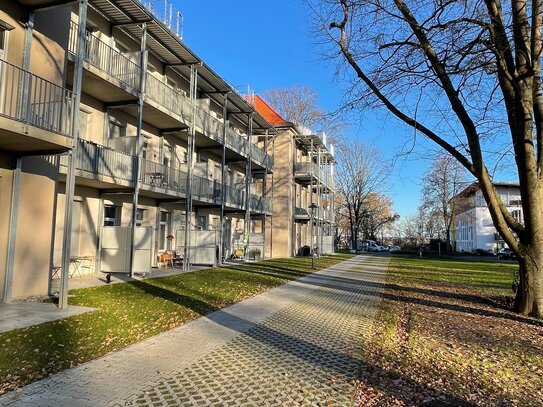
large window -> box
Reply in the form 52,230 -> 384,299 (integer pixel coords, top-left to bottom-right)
136,208 -> 145,227
158,211 -> 171,251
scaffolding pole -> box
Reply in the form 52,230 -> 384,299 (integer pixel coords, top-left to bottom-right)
244,113 -> 253,260
219,93 -> 228,264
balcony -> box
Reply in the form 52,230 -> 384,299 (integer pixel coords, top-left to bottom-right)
59,139 -> 137,186
69,22 -> 141,97
0,59 -> 74,152
250,143 -> 274,171
140,159 -> 187,194
194,106 -> 224,143
249,194 -> 272,214
294,161 -> 323,183
192,174 -> 222,204
145,74 -> 192,126
294,207 -> 310,221
224,185 -> 246,209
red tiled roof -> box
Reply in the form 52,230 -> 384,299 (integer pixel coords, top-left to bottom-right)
252,95 -> 292,127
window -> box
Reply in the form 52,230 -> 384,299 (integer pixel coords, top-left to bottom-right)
512,209 -> 524,225
79,110 -> 90,139
136,208 -> 145,227
109,120 -> 125,138
197,216 -> 207,230
158,212 -> 170,250
104,205 -> 120,226
510,199 -> 522,206
0,29 -> 6,59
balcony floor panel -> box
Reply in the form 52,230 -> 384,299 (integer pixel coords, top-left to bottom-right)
0,117 -> 72,153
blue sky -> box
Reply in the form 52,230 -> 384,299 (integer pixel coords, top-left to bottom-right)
176,0 -> 434,218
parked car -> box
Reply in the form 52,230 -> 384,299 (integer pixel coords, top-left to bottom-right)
389,245 -> 401,252
498,248 -> 516,260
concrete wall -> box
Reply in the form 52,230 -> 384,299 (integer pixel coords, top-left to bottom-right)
0,160 -> 14,302
11,157 -> 58,299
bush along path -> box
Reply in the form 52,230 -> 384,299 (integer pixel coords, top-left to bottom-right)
357,255 -> 543,407
0,254 -> 353,395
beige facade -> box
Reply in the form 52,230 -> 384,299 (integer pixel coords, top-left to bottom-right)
1,0 -> 275,302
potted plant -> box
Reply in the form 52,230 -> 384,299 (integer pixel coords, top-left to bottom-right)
249,248 -> 261,261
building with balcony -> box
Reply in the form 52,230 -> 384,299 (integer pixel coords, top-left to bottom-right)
253,96 -> 335,258
1,0 -> 274,304
449,182 -> 522,253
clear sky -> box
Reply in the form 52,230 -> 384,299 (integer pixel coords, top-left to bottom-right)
175,0 -> 437,218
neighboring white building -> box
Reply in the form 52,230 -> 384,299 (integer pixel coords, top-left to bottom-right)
450,182 -> 523,253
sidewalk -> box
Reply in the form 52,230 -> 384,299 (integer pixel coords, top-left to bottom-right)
0,255 -> 388,406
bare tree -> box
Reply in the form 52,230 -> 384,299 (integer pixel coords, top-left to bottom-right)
335,141 -> 390,249
263,86 -> 347,143
420,153 -> 469,250
308,0 -> 543,317
359,192 -> 399,241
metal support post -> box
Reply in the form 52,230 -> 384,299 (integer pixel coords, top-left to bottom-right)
128,23 -> 147,278
59,0 -> 87,309
3,158 -> 22,303
244,113 -> 253,260
270,133 -> 275,259
309,139 -> 314,255
219,93 -> 228,264
183,64 -> 199,270
262,129 -> 268,258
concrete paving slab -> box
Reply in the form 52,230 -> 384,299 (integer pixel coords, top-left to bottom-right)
0,302 -> 95,333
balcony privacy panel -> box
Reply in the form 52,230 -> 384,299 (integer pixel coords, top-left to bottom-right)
175,229 -> 218,265
100,226 -> 152,273
0,59 -> 74,136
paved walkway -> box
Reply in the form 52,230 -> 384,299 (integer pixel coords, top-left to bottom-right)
0,255 -> 388,406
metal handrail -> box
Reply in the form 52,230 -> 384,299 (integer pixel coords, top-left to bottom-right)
0,59 -> 74,136
59,139 -> 137,183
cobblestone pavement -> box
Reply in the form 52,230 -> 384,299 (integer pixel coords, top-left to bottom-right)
0,255 -> 388,407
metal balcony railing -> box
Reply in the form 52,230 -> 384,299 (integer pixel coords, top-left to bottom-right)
250,144 -> 274,169
224,127 -> 248,156
59,139 -> 137,183
224,185 -> 245,208
249,194 -> 272,213
145,73 -> 192,121
192,174 -> 222,203
0,59 -> 74,136
294,161 -> 323,180
194,106 -> 223,143
69,22 -> 141,91
141,159 -> 187,191
142,0 -> 183,39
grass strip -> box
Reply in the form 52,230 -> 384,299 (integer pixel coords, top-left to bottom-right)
0,254 -> 353,394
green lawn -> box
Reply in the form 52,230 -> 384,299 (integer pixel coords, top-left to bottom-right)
388,255 -> 517,293
358,255 -> 543,406
0,254 -> 353,395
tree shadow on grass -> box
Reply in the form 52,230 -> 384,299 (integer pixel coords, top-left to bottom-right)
119,278 -> 478,406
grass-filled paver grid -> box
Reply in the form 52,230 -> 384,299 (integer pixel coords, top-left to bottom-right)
0,254 -> 353,395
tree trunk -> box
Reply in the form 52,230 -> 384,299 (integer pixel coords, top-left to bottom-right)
515,245 -> 543,318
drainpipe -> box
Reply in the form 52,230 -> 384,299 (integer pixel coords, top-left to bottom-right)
244,113 -> 253,260
128,22 -> 147,278
219,93 -> 228,264
59,0 -> 87,309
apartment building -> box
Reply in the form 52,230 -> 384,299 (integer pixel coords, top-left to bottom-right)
450,182 -> 523,253
253,96 -> 335,258
0,0 -> 274,304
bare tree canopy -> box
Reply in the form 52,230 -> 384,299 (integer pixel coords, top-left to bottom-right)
335,140 -> 392,248
307,0 -> 543,317
420,152 -> 470,249
263,86 -> 347,142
